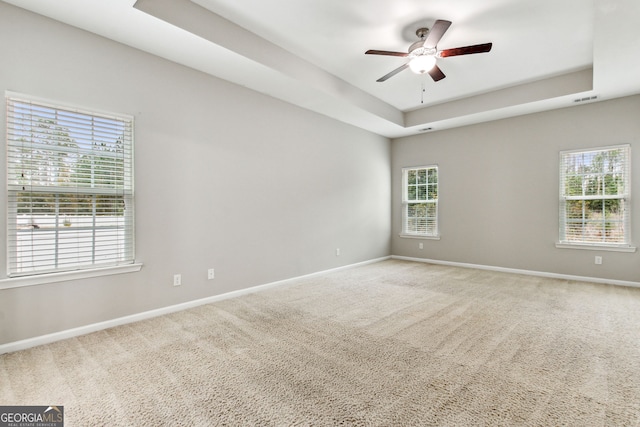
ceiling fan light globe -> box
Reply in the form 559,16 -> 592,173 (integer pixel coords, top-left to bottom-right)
409,55 -> 436,74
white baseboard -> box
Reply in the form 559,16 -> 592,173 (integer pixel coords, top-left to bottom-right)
0,256 -> 390,355
392,255 -> 640,288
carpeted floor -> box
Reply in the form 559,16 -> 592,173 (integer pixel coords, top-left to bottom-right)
1,260 -> 639,426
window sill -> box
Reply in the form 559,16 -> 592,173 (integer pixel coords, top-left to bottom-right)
555,243 -> 637,253
399,233 -> 440,240
0,263 -> 143,290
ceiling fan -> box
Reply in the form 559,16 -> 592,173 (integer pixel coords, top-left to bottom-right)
365,20 -> 492,82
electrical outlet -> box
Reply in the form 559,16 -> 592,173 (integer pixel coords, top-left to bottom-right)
595,256 -> 602,265
336,248 -> 340,256
208,268 -> 215,280
173,274 -> 182,286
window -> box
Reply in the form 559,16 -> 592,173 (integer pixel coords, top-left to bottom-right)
401,166 -> 438,238
558,145 -> 632,249
6,94 -> 134,277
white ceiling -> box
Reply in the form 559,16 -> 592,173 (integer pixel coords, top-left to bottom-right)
4,0 -> 640,138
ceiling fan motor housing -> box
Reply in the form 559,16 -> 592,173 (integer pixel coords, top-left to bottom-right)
409,46 -> 437,57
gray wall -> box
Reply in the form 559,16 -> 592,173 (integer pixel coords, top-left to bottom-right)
392,95 -> 640,283
0,3 -> 391,344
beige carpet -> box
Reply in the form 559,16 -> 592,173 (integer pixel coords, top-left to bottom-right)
1,260 -> 640,426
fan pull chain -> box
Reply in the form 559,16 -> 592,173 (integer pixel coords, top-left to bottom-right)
421,82 -> 425,104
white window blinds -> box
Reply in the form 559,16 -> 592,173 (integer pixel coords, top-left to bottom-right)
6,94 -> 134,277
402,166 -> 438,237
559,145 -> 630,247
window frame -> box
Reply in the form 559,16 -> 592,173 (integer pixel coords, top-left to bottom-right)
5,92 -> 138,279
400,165 -> 439,239
556,144 -> 635,252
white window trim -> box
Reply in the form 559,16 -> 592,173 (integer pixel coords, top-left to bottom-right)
0,263 -> 143,290
399,233 -> 441,240
558,144 -> 633,250
400,165 -> 439,239
555,242 -> 636,252
5,91 -> 136,278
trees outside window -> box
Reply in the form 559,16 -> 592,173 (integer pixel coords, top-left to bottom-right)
402,166 -> 438,237
559,145 -> 630,246
6,95 -> 134,276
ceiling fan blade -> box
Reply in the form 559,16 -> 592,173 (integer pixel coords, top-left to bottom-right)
438,43 -> 493,58
428,64 -> 446,82
424,20 -> 452,49
376,63 -> 409,82
365,49 -> 409,57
